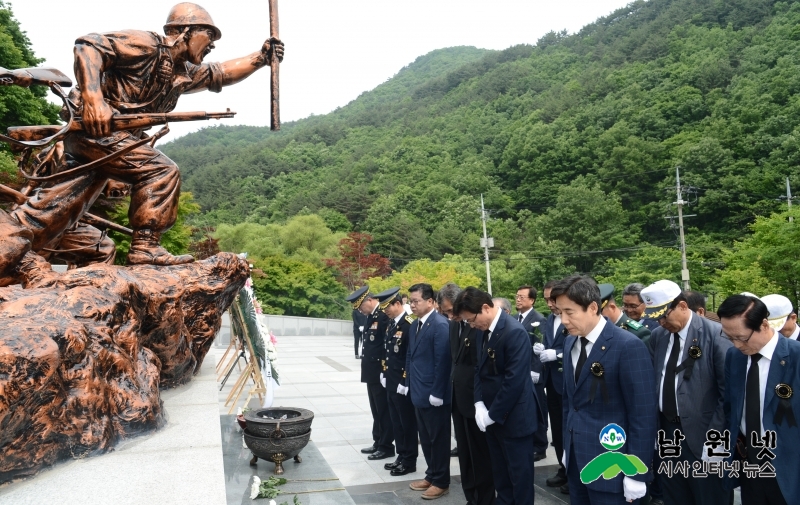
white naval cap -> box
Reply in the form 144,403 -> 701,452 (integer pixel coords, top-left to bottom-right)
761,294 -> 794,330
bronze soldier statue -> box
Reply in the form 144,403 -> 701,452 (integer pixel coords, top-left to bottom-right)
5,3 -> 282,268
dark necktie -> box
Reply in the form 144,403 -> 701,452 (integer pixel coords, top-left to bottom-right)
518,314 -> 523,322
662,333 -> 681,421
745,354 -> 762,462
575,337 -> 588,383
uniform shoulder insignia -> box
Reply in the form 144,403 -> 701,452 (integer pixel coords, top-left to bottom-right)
626,319 -> 643,330
404,315 -> 415,324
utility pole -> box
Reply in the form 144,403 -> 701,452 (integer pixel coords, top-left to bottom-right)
480,194 -> 494,295
788,177 -> 793,223
675,167 -> 690,290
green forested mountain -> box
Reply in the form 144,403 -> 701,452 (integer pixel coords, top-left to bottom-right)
161,0 -> 800,309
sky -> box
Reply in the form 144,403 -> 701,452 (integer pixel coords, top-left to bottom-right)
11,0 -> 634,142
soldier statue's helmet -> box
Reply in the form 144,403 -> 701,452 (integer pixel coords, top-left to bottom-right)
345,285 -> 370,309
164,3 -> 222,41
374,287 -> 401,310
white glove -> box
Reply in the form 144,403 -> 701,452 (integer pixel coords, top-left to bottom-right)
358,326 -> 364,332
531,371 -> 540,384
380,373 -> 386,388
533,343 -> 545,354
429,395 -> 443,407
562,452 -> 567,468
474,401 -> 488,431
701,449 -> 726,464
397,384 -> 408,395
538,349 -> 557,363
622,477 -> 647,502
483,410 -> 495,428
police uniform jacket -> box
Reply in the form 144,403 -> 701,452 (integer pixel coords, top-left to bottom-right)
450,320 -> 480,417
361,307 -> 391,384
385,313 -> 414,392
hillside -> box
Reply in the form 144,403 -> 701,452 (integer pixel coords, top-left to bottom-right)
162,0 -> 799,289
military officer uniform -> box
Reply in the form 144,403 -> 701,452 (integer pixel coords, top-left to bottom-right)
599,283 -> 652,347
346,286 -> 395,458
375,287 -> 419,475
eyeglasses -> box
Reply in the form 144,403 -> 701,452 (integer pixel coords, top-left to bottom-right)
658,307 -> 675,322
409,298 -> 428,306
722,328 -> 756,344
465,313 -> 479,324
623,302 -> 644,310
515,295 -> 529,300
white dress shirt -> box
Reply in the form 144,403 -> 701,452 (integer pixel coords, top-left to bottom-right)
788,324 -> 799,341
487,308 -> 503,342
570,317 -> 606,372
518,308 -> 532,322
741,330 -> 780,436
659,312 -> 692,414
554,314 -> 562,336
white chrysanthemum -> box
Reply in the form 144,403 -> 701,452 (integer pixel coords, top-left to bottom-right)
250,476 -> 262,499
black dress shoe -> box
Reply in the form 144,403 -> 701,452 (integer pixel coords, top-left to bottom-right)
390,464 -> 416,476
450,447 -> 458,457
546,473 -> 567,487
368,450 -> 395,460
360,445 -> 377,454
533,451 -> 546,462
384,458 -> 401,470
560,483 -> 570,495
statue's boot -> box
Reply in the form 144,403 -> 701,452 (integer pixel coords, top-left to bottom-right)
127,229 -> 194,266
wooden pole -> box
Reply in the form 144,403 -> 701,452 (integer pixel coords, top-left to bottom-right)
269,0 -> 280,131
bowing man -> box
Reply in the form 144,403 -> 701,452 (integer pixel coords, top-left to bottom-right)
719,295 -> 800,505
555,275 -> 657,505
454,286 -> 544,505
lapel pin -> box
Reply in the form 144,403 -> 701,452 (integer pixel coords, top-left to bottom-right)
781,360 -> 786,366
601,346 -> 606,351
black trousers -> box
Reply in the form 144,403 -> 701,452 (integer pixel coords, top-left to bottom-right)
546,375 -> 565,476
416,405 -> 451,489
485,427 -> 535,505
659,416 -> 729,505
533,381 -> 549,453
353,331 -> 361,356
452,393 -> 495,505
366,382 -> 394,452
387,387 -> 418,467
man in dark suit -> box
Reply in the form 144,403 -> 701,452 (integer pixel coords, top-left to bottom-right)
554,275 -> 657,504
454,286 -> 544,505
539,279 -> 570,492
346,286 -> 395,460
439,283 -> 495,505
402,283 -> 452,500
642,280 -> 732,505
719,294 -> 800,505
375,287 -> 418,476
516,284 -> 549,461
352,307 -> 366,359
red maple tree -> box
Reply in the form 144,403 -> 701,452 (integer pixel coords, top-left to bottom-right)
325,232 -> 391,290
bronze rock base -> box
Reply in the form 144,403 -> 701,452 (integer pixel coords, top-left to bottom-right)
0,253 -> 248,484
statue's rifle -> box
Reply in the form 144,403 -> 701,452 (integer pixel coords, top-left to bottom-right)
268,0 -> 281,130
7,110 -> 237,143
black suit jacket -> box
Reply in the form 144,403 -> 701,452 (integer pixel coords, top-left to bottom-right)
519,309 -> 548,377
385,313 -> 414,391
450,319 -> 480,417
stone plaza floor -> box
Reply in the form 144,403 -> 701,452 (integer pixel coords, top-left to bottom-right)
212,333 -> 568,504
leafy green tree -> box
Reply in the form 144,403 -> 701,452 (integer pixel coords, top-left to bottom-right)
251,255 -> 348,318
108,192 -> 200,264
365,258 -> 481,294
714,208 -> 800,306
